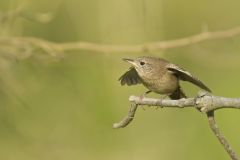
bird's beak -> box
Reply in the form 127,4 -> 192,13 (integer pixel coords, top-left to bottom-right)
122,58 -> 137,67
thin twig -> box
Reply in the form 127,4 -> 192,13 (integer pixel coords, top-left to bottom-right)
207,111 -> 239,160
1,26 -> 240,54
113,103 -> 138,128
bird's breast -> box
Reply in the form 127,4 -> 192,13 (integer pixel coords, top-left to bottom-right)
141,72 -> 179,94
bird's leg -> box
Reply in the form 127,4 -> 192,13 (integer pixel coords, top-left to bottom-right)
140,90 -> 151,99
139,90 -> 151,110
154,95 -> 168,110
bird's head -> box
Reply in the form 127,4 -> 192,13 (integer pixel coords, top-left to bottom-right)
122,57 -> 156,77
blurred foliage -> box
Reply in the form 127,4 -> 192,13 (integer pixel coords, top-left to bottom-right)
0,0 -> 240,160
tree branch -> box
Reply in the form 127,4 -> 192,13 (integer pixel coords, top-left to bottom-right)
1,26 -> 240,55
113,92 -> 239,160
112,103 -> 138,129
207,111 -> 238,160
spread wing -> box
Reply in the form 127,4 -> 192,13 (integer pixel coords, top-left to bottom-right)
167,64 -> 211,92
119,67 -> 142,86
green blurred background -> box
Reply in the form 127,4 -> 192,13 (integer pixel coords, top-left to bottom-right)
0,0 -> 240,160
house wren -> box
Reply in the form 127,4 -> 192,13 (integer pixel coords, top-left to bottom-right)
119,56 -> 211,99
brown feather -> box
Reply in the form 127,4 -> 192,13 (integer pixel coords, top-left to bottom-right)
119,67 -> 142,86
167,64 -> 211,92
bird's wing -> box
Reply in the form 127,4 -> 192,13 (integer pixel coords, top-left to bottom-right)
119,67 -> 142,86
166,64 -> 211,92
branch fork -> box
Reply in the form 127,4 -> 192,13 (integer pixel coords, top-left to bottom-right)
113,91 -> 239,160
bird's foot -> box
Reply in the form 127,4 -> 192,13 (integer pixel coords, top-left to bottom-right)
139,90 -> 151,100
139,95 -> 146,110
154,95 -> 168,109
139,91 -> 151,110
160,95 -> 168,100
139,94 -> 145,101
140,105 -> 146,110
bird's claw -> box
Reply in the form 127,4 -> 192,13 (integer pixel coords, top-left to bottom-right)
141,105 -> 146,110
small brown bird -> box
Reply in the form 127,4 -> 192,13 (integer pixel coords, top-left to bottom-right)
119,56 -> 211,99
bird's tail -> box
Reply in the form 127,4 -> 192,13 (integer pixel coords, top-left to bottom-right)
169,87 -> 186,100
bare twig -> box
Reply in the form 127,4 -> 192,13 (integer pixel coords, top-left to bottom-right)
1,26 -> 240,54
113,92 -> 239,160
128,95 -> 196,107
207,111 -> 238,160
113,103 -> 138,128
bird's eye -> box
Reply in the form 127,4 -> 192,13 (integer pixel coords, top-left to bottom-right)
140,61 -> 145,65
